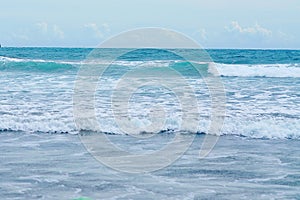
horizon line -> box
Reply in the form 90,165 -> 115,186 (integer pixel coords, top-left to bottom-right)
1,46 -> 300,50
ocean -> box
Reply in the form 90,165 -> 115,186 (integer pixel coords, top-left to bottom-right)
0,47 -> 299,199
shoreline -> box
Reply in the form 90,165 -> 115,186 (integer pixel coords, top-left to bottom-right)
1,131 -> 299,199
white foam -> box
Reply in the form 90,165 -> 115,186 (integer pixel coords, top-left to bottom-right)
2,55 -> 300,78
0,56 -> 178,67
0,57 -> 299,139
213,63 -> 300,78
221,117 -> 300,139
0,56 -> 78,65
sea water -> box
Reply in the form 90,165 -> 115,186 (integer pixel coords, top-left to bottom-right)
0,48 -> 299,199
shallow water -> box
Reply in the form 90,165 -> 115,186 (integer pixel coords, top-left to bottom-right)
0,132 -> 299,199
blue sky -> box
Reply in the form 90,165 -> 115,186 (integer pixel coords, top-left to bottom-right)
1,0 -> 299,48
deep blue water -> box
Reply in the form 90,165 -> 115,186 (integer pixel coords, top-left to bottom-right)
1,48 -> 300,64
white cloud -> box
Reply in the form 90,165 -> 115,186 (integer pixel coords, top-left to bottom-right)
84,23 -> 110,39
53,25 -> 64,39
84,23 -> 103,38
199,28 -> 207,40
36,22 -> 48,33
36,22 -> 64,39
226,21 -> 272,37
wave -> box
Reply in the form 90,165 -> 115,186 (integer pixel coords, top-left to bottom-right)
213,63 -> 300,78
0,116 -> 299,139
0,56 -> 77,72
1,55 -> 300,78
0,56 -> 171,66
0,56 -> 78,65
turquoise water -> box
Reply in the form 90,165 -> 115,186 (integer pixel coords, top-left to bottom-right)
0,48 -> 300,199
1,48 -> 299,138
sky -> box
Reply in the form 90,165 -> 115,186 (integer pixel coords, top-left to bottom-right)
0,0 -> 299,48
